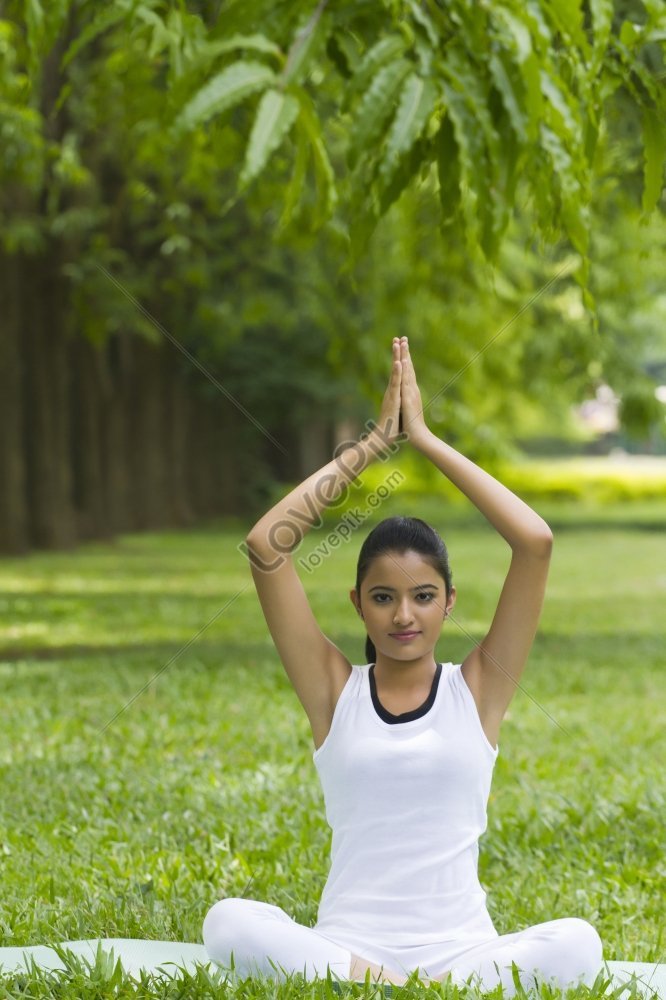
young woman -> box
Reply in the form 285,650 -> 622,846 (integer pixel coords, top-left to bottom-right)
203,337 -> 603,990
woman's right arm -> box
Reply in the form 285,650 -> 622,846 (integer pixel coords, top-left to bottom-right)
245,341 -> 403,747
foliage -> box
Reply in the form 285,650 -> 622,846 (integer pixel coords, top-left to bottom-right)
162,0 -> 666,295
332,455 -> 666,515
4,0 -> 666,285
0,0 -> 665,463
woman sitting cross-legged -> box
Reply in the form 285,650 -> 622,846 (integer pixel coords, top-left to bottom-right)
203,337 -> 603,991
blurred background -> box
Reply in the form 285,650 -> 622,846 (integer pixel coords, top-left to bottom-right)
1,1 -> 665,556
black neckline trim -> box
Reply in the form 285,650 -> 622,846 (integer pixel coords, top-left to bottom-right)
368,663 -> 442,724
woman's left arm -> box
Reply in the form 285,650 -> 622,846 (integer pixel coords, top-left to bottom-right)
401,339 -> 553,745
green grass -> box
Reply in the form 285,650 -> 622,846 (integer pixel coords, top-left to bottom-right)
0,498 -> 664,997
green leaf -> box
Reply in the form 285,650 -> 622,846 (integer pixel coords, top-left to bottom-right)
520,52 -> 544,140
619,20 -> 642,48
539,123 -> 589,256
173,61 -> 276,132
277,119 -> 310,233
588,0 -> 613,76
540,70 -> 580,139
440,46 -> 504,258
407,0 -> 438,74
379,74 -> 438,186
378,135 -> 431,215
493,6 -> 533,63
24,0 -> 45,79
490,7 -> 543,140
326,33 -> 354,78
491,103 -> 521,241
348,198 -> 381,268
281,8 -> 332,86
239,88 -> 300,190
488,50 -> 528,142
347,58 -> 412,171
545,0 -> 589,56
643,0 -> 666,23
134,7 -> 172,61
62,4 -> 131,68
641,105 -> 666,215
583,109 -> 601,165
407,0 -> 438,48
201,34 -> 283,60
343,34 -> 407,109
435,114 -> 461,226
439,76 -> 487,251
291,86 -> 337,230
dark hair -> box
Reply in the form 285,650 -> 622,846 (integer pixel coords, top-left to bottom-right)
355,516 -> 453,665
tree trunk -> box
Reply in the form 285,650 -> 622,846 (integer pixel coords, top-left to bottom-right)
22,242 -> 76,549
69,336 -> 110,541
0,248 -> 29,554
99,332 -> 134,534
125,335 -> 171,530
163,348 -> 194,527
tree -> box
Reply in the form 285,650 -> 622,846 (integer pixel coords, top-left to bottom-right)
1,0 -> 664,554
163,0 -> 666,311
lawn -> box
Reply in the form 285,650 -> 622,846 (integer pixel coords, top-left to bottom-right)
0,495 -> 664,997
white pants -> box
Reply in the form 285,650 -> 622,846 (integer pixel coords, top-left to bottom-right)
203,898 -> 604,991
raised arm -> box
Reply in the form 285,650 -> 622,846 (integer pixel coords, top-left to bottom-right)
245,339 -> 405,748
399,337 -> 553,749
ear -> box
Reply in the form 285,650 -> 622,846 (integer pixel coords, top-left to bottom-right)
446,586 -> 457,617
350,589 -> 363,617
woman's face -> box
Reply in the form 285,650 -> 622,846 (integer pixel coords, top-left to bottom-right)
351,549 -> 455,661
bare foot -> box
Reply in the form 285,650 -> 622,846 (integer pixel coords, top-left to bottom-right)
349,954 -> 409,985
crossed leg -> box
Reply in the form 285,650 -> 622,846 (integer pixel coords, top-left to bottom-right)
446,918 -> 604,993
203,898 -> 603,993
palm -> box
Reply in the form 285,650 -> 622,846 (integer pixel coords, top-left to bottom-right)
375,338 -> 402,445
399,339 -> 428,444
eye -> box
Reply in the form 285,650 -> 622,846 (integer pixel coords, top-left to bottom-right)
371,592 -> 435,603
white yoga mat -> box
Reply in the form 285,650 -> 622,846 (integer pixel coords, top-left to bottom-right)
0,939 -> 663,995
0,939 -> 213,979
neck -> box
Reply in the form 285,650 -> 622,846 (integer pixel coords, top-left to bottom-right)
373,653 -> 438,689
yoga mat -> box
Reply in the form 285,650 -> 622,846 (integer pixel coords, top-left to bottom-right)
0,939 -> 214,978
0,940 -> 663,995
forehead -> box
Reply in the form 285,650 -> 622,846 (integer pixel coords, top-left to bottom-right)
362,550 -> 440,588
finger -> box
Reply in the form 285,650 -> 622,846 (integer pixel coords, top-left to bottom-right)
400,338 -> 413,380
386,354 -> 401,392
393,341 -> 402,373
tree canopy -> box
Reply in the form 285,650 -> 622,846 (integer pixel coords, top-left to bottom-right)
0,0 -> 664,542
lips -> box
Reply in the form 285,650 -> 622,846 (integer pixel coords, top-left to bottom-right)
389,631 -> 420,638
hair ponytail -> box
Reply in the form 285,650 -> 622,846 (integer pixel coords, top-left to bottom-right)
356,516 -> 452,667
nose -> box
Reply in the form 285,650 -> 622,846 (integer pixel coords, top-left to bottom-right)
393,598 -> 414,627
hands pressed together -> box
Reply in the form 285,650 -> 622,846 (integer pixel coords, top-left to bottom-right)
377,336 -> 430,448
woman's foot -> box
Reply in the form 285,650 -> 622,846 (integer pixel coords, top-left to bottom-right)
349,954 -> 410,985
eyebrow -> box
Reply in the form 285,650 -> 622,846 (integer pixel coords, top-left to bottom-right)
368,584 -> 439,593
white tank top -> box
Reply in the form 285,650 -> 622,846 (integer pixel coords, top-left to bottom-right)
313,662 -> 499,950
